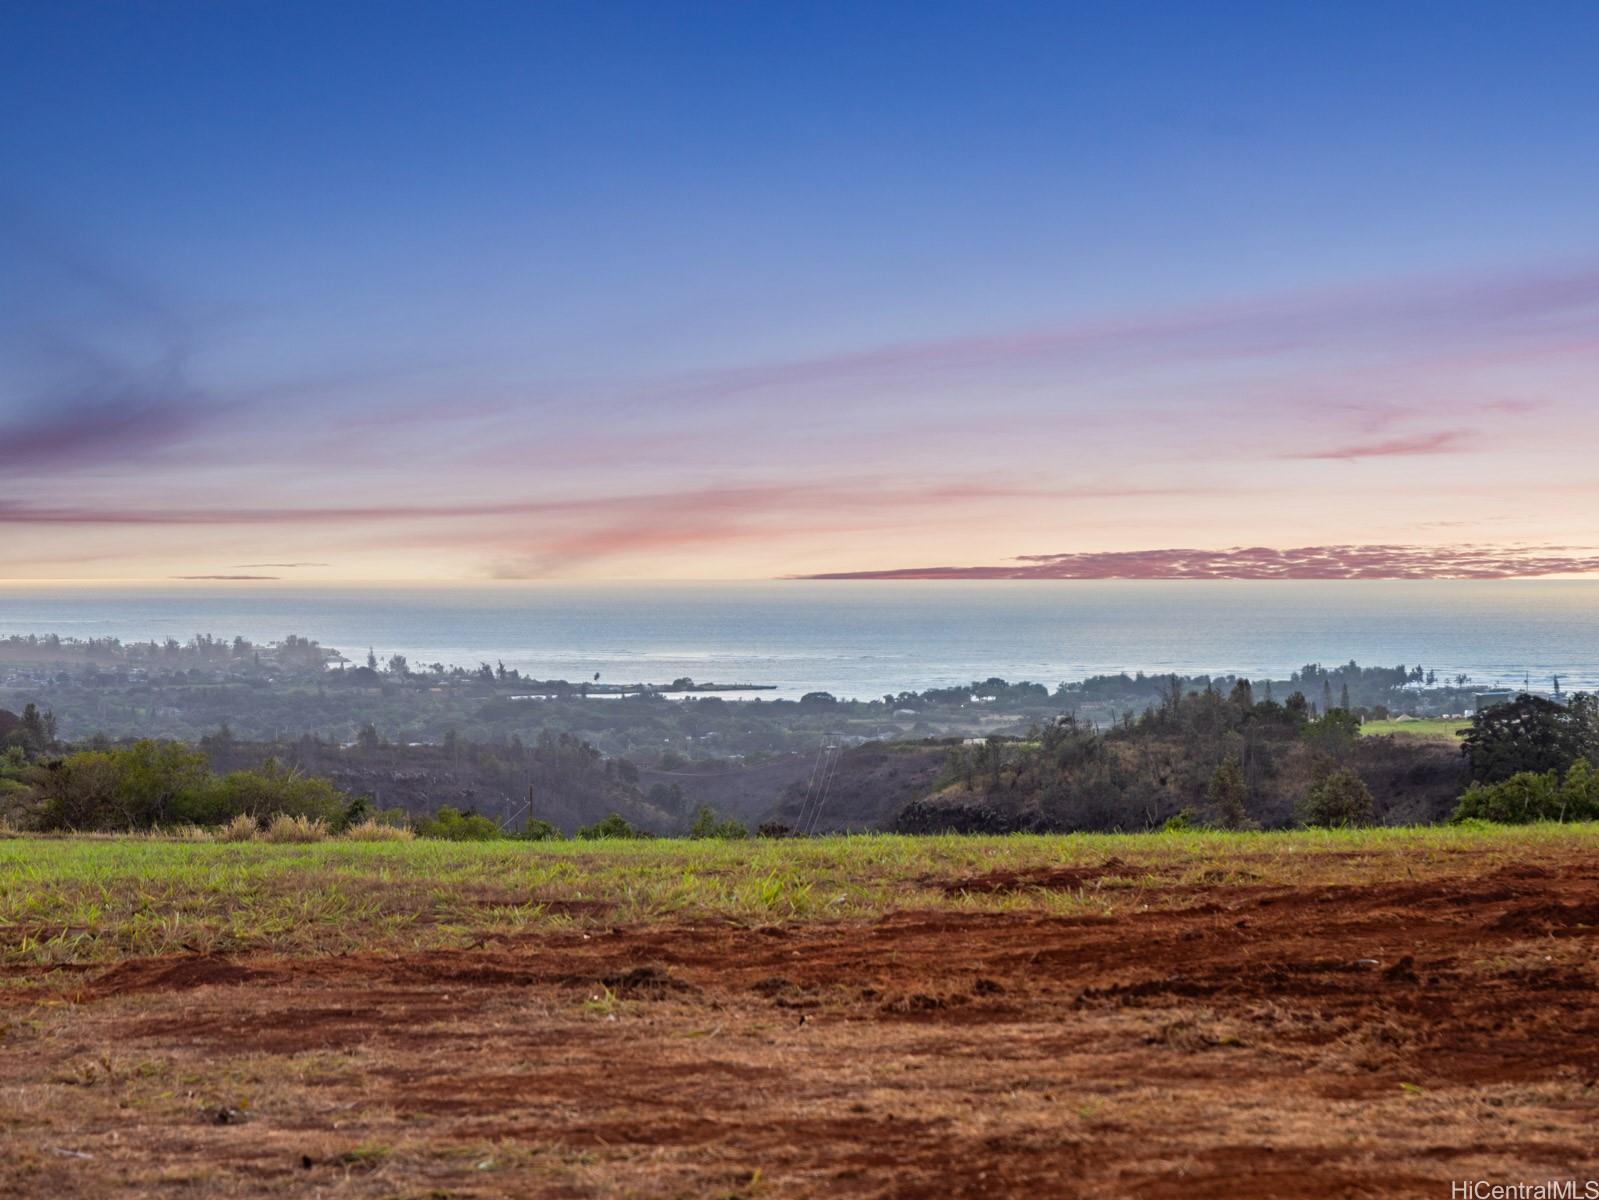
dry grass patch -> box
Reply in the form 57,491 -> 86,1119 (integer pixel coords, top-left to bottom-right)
258,814 -> 329,843
342,819 -> 415,842
218,813 -> 258,842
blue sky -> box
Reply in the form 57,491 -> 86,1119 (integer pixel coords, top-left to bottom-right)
3,1 -> 1598,579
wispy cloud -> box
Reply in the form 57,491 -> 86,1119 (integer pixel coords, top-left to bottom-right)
636,262 -> 1599,410
0,366 -> 220,471
0,480 -> 1185,528
808,544 -> 1599,580
1284,429 -> 1474,461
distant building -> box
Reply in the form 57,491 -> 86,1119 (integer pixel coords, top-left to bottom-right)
1473,689 -> 1518,712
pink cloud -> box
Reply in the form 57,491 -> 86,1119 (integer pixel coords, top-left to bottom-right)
638,262 -> 1599,410
1284,429 -> 1474,460
807,544 -> 1599,581
0,480 -> 1191,529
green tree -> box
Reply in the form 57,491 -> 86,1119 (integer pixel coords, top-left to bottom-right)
1206,755 -> 1252,830
1302,709 -> 1361,761
1463,693 -> 1597,783
1299,765 -> 1374,828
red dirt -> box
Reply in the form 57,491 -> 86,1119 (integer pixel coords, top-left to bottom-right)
4,850 -> 1598,1197
936,854 -> 1151,894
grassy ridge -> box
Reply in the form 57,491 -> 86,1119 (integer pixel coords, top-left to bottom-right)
3,824 -> 1597,974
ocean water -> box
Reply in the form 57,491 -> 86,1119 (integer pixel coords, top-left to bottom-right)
1,580 -> 1596,700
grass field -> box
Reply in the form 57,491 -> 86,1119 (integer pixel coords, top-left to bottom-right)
3,826 -> 1598,1197
0,825 -> 1579,969
1359,716 -> 1471,741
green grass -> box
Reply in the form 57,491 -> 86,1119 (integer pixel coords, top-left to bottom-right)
1360,717 -> 1471,741
2,824 -> 1595,973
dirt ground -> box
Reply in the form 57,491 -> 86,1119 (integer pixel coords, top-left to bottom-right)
3,847 -> 1598,1198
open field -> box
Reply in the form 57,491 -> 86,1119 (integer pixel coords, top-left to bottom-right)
1361,717 -> 1471,741
3,828 -> 1598,1198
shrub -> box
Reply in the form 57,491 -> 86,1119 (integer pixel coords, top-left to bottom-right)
1161,808 -> 1197,833
416,806 -> 501,841
31,741 -> 210,830
1563,758 -> 1599,817
1299,766 -> 1375,828
576,813 -> 647,840
514,818 -> 562,841
260,813 -> 330,843
688,805 -> 747,839
1452,759 -> 1599,824
219,812 -> 258,842
342,818 -> 416,842
20,743 -> 352,832
194,761 -> 347,826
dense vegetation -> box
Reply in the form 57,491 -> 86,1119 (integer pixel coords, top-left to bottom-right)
2,630 -> 1592,839
900,681 -> 1599,834
2,634 -> 1502,759
2,739 -> 355,832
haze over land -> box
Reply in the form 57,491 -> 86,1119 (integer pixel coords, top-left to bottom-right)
4,3 -> 1599,583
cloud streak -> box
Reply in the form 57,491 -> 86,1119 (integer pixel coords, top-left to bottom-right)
807,544 -> 1599,580
0,481 -> 1187,528
1284,429 -> 1474,460
639,262 -> 1599,410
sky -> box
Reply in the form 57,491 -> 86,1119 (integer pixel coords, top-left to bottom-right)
3,0 -> 1598,582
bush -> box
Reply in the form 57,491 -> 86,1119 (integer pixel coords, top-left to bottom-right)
31,741 -> 210,830
18,742 -> 353,832
260,813 -> 329,843
576,813 -> 647,840
342,818 -> 416,842
1452,759 -> 1599,824
1161,808 -> 1198,833
1299,766 -> 1375,828
1564,758 -> 1599,817
416,806 -> 501,841
195,761 -> 347,826
688,806 -> 747,839
514,818 -> 562,841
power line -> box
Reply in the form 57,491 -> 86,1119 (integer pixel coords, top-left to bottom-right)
805,742 -> 843,836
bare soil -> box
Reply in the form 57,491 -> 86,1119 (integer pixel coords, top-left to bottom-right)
4,848 -> 1598,1197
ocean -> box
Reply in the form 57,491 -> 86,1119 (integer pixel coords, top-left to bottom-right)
1,580 -> 1596,700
